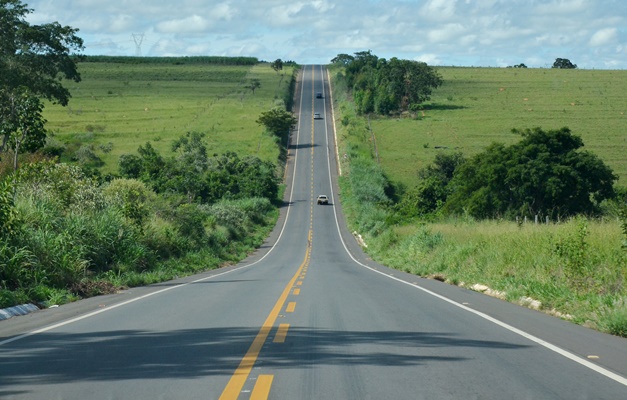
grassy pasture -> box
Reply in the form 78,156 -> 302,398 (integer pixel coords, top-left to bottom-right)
370,67 -> 627,188
42,61 -> 295,173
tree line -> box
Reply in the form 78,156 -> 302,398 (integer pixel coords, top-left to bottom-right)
80,55 -> 260,65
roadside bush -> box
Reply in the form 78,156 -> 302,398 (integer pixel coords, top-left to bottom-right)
604,305 -> 627,337
349,157 -> 392,206
235,197 -> 274,225
0,178 -> 19,238
74,144 -> 104,167
553,217 -> 592,292
209,201 -> 248,239
41,137 -> 66,158
169,203 -> 209,246
0,288 -> 29,309
140,221 -> 189,260
0,243 -> 37,291
16,161 -> 104,210
21,227 -> 89,289
63,208 -> 150,274
103,178 -> 157,228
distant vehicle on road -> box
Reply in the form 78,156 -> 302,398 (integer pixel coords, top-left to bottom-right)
314,112 -> 322,119
317,195 -> 329,205
316,92 -> 323,98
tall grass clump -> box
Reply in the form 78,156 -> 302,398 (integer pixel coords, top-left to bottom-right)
9,163 -> 152,290
374,218 -> 626,335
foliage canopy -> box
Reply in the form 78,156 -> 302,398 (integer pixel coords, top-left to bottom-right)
119,133 -> 279,204
552,58 -> 577,69
335,50 -> 442,115
256,108 -> 296,137
0,0 -> 83,159
0,0 -> 84,105
444,127 -> 616,219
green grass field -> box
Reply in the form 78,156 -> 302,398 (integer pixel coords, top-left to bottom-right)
369,67 -> 626,188
42,61 -> 295,173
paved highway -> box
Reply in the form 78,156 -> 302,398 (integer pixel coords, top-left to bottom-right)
0,65 -> 626,399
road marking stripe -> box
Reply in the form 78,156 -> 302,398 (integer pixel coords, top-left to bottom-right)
286,302 -> 296,313
250,375 -> 274,400
273,324 -> 290,343
296,281 -> 303,286
293,288 -> 300,295
218,234 -> 310,400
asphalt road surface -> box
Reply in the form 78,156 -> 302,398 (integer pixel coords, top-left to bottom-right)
0,65 -> 625,400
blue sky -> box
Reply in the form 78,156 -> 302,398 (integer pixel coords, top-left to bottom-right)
25,0 -> 626,69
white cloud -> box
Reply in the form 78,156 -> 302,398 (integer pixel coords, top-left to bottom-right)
427,24 -> 467,43
420,0 -> 458,20
210,2 -> 237,21
535,0 -> 589,14
589,27 -> 617,46
414,53 -> 441,65
157,15 -> 210,33
109,15 -> 134,33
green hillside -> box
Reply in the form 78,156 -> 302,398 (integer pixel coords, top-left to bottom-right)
369,67 -> 626,188
42,60 -> 295,173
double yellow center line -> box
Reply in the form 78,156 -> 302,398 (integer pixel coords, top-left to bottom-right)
218,231 -> 312,400
219,66 -> 319,400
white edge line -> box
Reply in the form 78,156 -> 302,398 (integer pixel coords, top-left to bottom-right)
0,66 -> 308,348
321,66 -> 627,388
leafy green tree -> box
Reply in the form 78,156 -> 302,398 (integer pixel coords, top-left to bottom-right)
203,152 -> 278,203
0,0 -> 84,104
256,108 -> 296,137
118,154 -> 143,178
445,127 -> 616,219
552,58 -> 577,69
396,152 -> 465,218
331,53 -> 355,66
270,58 -> 283,73
247,78 -> 261,94
0,87 -> 47,170
1,0 -> 83,158
339,51 -> 442,115
378,58 -> 443,112
169,131 -> 209,202
345,50 -> 379,88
